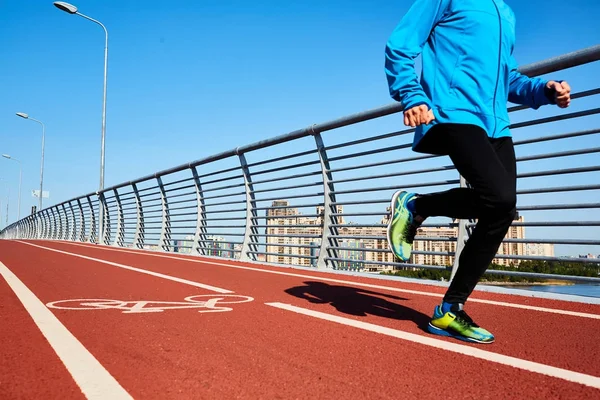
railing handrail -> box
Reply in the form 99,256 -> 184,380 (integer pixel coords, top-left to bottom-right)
45,44 -> 600,211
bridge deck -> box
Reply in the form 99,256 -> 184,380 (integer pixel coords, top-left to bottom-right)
1,240 -> 599,399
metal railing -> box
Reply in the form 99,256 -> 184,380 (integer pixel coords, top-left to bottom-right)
2,45 -> 599,283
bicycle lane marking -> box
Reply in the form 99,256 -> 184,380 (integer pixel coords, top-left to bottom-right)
0,261 -> 133,400
45,295 -> 255,314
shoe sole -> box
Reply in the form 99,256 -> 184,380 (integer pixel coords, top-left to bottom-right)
386,190 -> 405,260
427,323 -> 495,344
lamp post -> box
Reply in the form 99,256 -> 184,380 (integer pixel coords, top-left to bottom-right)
16,112 -> 45,211
55,1 -> 108,243
2,154 -> 22,220
53,1 -> 108,192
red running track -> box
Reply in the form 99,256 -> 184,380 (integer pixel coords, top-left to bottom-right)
1,239 -> 599,399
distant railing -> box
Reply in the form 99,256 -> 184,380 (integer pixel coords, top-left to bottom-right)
2,45 -> 600,283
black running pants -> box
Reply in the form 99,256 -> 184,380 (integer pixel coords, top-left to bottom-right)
413,123 -> 517,304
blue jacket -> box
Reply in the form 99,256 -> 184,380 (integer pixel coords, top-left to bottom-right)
385,0 -> 556,150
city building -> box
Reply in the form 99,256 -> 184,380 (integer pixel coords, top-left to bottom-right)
263,200 -> 555,272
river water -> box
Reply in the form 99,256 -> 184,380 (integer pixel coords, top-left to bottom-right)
497,284 -> 600,299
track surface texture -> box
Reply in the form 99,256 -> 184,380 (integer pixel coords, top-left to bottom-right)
1,239 -> 599,400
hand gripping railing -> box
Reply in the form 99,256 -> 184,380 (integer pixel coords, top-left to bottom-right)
2,45 -> 599,284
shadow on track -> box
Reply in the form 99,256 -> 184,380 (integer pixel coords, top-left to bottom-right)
285,281 -> 430,331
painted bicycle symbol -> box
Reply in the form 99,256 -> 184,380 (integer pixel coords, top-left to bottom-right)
46,295 -> 254,314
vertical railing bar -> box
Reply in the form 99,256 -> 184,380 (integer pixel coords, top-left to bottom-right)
87,195 -> 97,243
113,188 -> 125,247
61,203 -> 70,241
77,199 -> 86,242
191,167 -> 209,255
238,152 -> 259,261
157,177 -> 172,251
132,183 -> 145,249
314,131 -> 340,269
69,201 -> 77,241
99,192 -> 111,245
51,207 -> 59,240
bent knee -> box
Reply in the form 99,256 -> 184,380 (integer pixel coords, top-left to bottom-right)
487,191 -> 517,214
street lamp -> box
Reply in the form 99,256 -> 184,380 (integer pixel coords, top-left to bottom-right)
55,1 -> 109,243
16,112 -> 45,211
53,1 -> 108,192
2,154 -> 22,221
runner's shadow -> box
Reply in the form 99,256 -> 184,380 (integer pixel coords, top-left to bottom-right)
284,281 -> 430,331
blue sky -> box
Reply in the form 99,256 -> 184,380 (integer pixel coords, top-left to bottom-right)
1,0 -> 599,255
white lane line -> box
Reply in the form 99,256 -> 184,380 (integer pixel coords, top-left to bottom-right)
38,240 -> 600,320
265,302 -> 600,389
15,241 -> 232,294
0,261 -> 133,400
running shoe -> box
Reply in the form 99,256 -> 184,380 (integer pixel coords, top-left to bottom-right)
427,303 -> 495,344
386,190 -> 422,261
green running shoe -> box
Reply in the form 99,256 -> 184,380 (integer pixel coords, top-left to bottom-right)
386,190 -> 422,261
427,303 -> 495,344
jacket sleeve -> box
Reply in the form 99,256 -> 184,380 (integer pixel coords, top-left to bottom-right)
384,0 -> 450,110
508,54 -> 556,109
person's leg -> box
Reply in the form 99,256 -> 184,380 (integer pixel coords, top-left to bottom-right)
425,133 -> 517,343
443,136 -> 517,304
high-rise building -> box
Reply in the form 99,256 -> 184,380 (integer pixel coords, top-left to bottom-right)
265,200 -> 325,266
263,200 -> 552,272
526,243 -> 555,258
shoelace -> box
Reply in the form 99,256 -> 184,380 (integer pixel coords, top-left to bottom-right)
454,310 -> 480,328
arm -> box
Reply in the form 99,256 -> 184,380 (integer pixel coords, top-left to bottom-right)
508,54 -> 556,109
384,0 -> 450,110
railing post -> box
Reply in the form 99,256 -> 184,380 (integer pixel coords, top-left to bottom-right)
132,183 -> 145,249
43,209 -> 50,239
113,189 -> 125,247
77,199 -> 86,242
51,207 -> 59,240
157,177 -> 172,252
450,176 -> 473,281
88,195 -> 97,243
62,204 -> 70,241
33,214 -> 39,239
191,167 -> 208,256
39,210 -> 45,239
27,216 -> 33,239
68,202 -> 77,241
237,152 -> 258,262
99,192 -> 111,245
313,131 -> 340,269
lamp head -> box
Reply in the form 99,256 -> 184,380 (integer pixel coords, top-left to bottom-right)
53,2 -> 78,14
16,112 -> 29,119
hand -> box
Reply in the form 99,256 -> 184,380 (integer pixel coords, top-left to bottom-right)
404,104 -> 435,127
547,81 -> 571,108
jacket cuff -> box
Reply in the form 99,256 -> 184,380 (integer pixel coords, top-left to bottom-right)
401,93 -> 432,111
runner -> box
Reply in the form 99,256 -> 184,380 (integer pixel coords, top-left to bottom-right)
384,0 -> 571,343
